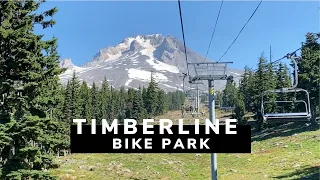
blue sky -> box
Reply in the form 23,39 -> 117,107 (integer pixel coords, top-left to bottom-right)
36,1 -> 319,70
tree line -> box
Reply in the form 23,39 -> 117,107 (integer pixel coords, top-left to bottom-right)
62,72 -> 186,125
0,1 -> 186,178
0,0 -> 318,178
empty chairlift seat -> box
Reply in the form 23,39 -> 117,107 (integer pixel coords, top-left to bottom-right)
261,89 -> 312,123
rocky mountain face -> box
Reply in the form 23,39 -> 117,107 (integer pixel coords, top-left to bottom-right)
59,34 -> 243,92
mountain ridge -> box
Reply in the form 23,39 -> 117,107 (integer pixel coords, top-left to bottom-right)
59,34 -> 243,91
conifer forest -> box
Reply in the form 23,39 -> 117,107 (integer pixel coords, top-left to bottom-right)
0,0 -> 319,179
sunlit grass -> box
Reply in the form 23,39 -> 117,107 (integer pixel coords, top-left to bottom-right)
50,111 -> 320,180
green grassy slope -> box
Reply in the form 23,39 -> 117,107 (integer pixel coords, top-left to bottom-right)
50,111 -> 320,180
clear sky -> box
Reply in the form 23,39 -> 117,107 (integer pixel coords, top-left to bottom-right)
35,1 -> 319,70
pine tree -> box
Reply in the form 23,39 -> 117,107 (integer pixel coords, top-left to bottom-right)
145,73 -> 158,117
69,71 -> 81,122
298,32 -> 320,124
53,84 -> 66,122
239,66 -> 255,111
0,0 -> 67,178
79,81 -> 91,122
91,82 -> 99,121
276,63 -> 291,89
0,123 -> 11,166
234,92 -> 246,124
155,89 -> 166,116
107,85 -> 115,122
125,88 -> 135,119
222,81 -> 237,107
253,53 -> 270,113
131,87 -> 146,123
167,92 -> 174,110
142,86 -> 148,110
1,116 -> 59,179
265,61 -> 277,113
117,86 -> 127,122
99,77 -> 109,123
62,81 -> 72,123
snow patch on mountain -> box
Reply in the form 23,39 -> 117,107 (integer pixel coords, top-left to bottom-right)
146,58 -> 179,74
103,67 -> 113,70
127,68 -> 168,82
159,83 -> 179,90
59,34 -> 244,92
229,71 -> 241,76
125,79 -> 133,86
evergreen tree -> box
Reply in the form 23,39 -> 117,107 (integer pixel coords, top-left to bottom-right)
79,81 -> 91,122
170,90 -> 182,110
91,82 -> 99,121
276,63 -> 291,89
125,88 -> 135,119
99,77 -> 109,123
1,116 -> 59,179
107,85 -> 116,122
167,92 -> 174,110
253,53 -> 270,113
239,66 -> 255,111
62,81 -> 72,123
222,81 -> 237,107
68,71 -> 81,122
142,86 -> 148,110
117,86 -> 127,122
265,61 -> 277,113
145,73 -> 158,117
298,32 -> 320,124
155,89 -> 166,116
0,1 -> 67,178
251,53 -> 273,130
53,84 -> 66,122
234,92 -> 246,124
131,87 -> 146,123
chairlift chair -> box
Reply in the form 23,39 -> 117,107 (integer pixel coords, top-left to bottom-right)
260,53 -> 312,123
261,88 -> 311,123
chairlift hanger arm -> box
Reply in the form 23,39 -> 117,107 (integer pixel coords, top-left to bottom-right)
285,52 -> 299,89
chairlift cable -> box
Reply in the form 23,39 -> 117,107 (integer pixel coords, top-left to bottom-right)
218,0 -> 263,62
230,36 -> 320,80
177,0 -> 190,76
203,0 -> 224,62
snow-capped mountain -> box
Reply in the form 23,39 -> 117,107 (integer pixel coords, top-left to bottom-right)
59,34 -> 243,92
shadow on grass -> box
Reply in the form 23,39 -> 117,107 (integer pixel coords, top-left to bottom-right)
218,114 -> 232,119
274,166 -> 320,180
251,121 -> 319,142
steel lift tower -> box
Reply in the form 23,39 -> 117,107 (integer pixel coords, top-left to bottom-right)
188,61 -> 233,180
